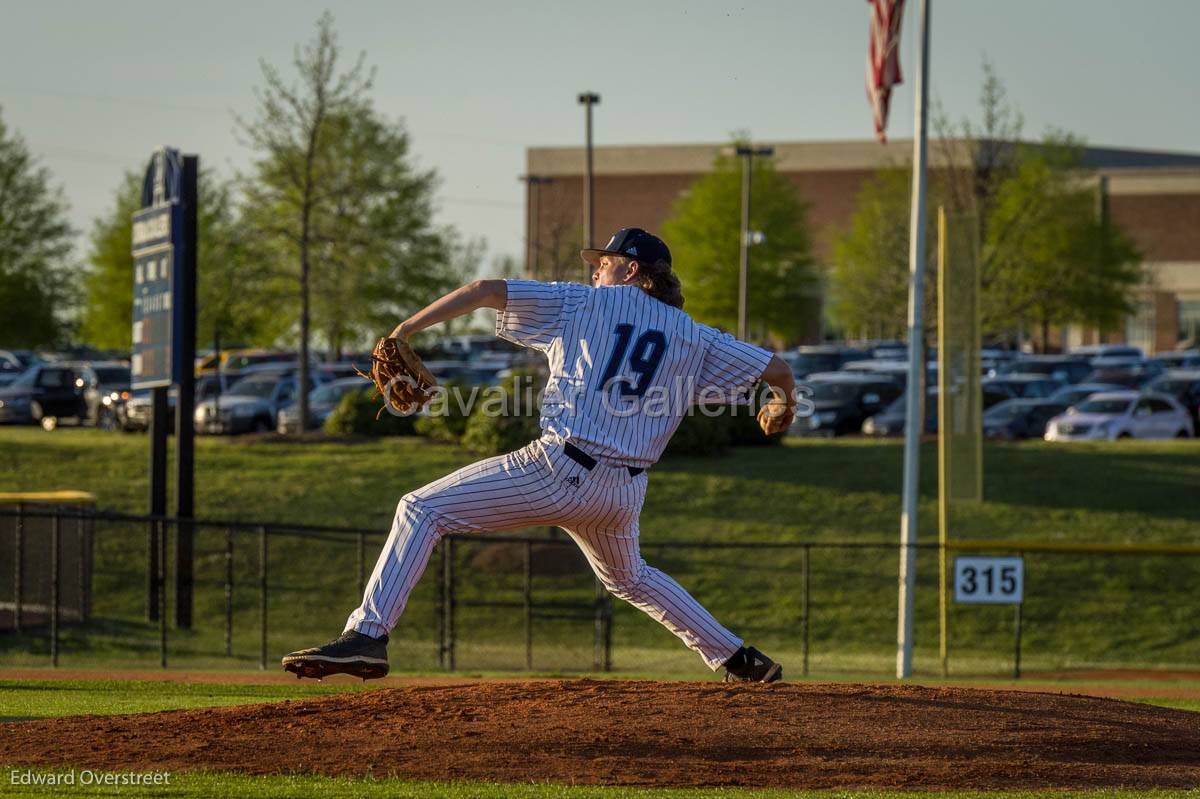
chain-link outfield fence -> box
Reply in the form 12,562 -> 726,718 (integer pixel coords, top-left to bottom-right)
2,505 -> 1198,677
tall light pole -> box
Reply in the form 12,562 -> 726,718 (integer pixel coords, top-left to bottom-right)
519,175 -> 553,279
578,91 -> 600,279
735,145 -> 774,341
897,0 -> 932,681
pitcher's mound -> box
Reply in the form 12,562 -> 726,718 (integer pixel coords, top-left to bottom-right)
3,680 -> 1198,789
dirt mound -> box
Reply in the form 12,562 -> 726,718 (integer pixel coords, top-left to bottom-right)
3,680 -> 1198,789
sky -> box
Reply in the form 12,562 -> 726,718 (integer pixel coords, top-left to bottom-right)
2,0 -> 1197,274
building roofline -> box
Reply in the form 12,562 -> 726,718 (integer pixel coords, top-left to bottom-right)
527,139 -> 1200,182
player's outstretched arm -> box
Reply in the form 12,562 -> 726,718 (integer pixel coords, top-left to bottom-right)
390,280 -> 508,339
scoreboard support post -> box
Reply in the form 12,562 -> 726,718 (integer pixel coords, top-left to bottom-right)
147,387 -> 168,621
174,155 -> 198,630
132,147 -> 198,632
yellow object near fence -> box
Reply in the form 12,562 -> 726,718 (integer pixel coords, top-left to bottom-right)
937,207 -> 982,676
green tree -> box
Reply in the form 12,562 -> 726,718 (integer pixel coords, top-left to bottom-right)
933,63 -> 1141,344
828,62 -> 1142,348
826,168 -> 938,340
0,108 -> 75,347
80,170 -> 278,351
239,12 -> 463,431
660,144 -> 818,344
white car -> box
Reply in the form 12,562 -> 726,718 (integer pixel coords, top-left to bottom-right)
1044,391 -> 1194,441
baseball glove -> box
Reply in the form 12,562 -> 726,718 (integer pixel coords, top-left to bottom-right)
757,389 -> 795,436
355,337 -> 438,418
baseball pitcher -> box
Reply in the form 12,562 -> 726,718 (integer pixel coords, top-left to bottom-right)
283,228 -> 796,683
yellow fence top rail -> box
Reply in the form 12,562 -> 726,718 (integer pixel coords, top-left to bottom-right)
0,491 -> 97,505
948,539 -> 1200,556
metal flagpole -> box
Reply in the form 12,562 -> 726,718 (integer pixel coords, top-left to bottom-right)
897,0 -> 930,680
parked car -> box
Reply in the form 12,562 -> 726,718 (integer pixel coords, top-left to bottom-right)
981,374 -> 1065,400
1070,344 -> 1145,362
863,385 -> 1010,437
1151,350 -> 1200,371
74,361 -> 131,426
317,362 -> 364,382
196,348 -> 305,375
120,388 -> 178,432
0,352 -> 25,388
1048,382 -> 1128,409
990,355 -> 1093,384
193,373 -> 315,434
861,390 -> 938,436
1143,370 -> 1200,429
1084,357 -> 1164,388
983,399 -> 1069,440
781,346 -> 867,380
869,341 -> 908,361
794,373 -> 902,437
1044,391 -> 1193,441
0,363 -> 85,428
277,377 -> 367,433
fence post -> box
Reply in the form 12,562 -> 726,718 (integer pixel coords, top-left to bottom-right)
445,536 -> 456,671
357,531 -> 366,599
13,502 -> 22,633
259,526 -> 268,671
435,541 -> 445,668
592,577 -> 605,672
801,543 -> 811,677
603,593 -> 613,673
224,526 -> 234,658
523,540 -> 533,671
146,517 -> 159,623
50,512 -> 60,667
85,512 -> 94,619
158,519 -> 167,669
1013,601 -> 1023,680
76,512 -> 86,624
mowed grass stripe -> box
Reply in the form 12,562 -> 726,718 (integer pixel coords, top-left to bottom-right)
3,771 -> 1200,799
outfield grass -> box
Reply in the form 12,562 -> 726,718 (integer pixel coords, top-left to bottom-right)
2,428 -> 1199,676
0,679 -> 369,722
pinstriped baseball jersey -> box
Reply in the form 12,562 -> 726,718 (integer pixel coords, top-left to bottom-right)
496,280 -> 773,468
343,279 -> 776,672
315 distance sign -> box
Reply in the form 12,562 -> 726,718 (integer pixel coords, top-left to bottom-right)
953,556 -> 1024,604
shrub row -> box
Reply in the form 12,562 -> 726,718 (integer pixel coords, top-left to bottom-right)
323,375 -> 783,457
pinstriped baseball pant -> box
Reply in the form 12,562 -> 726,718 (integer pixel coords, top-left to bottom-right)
345,436 -> 744,670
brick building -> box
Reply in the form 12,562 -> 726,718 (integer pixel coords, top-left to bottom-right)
523,140 -> 1200,352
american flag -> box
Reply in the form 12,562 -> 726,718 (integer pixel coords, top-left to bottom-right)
866,0 -> 905,143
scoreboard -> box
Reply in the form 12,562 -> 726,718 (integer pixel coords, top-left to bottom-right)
130,148 -> 186,390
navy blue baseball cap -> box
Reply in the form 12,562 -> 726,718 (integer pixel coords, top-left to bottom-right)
581,227 -> 672,269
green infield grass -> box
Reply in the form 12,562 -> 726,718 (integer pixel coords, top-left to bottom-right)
1,428 -> 1199,677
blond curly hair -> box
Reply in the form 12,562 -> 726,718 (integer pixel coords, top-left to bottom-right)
631,258 -> 685,309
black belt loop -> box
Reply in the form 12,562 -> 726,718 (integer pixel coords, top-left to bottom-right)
564,441 -> 644,477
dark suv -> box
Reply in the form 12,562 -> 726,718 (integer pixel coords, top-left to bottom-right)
1144,370 -> 1200,429
0,364 -> 85,427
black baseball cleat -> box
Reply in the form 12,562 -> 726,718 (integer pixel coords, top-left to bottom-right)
282,630 -> 390,681
722,646 -> 783,683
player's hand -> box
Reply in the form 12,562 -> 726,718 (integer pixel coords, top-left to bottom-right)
389,320 -> 414,340
757,389 -> 795,436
